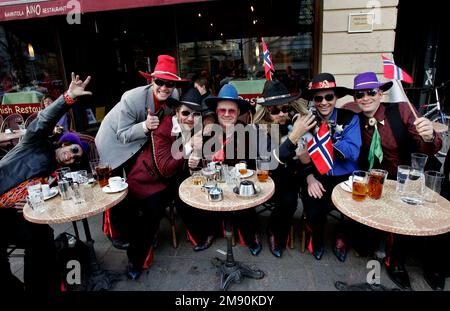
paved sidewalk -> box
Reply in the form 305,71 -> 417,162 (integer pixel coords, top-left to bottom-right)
10,204 -> 449,291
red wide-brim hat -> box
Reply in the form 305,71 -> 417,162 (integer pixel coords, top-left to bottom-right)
139,55 -> 190,84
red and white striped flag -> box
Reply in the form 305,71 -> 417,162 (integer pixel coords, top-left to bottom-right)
262,37 -> 275,81
382,55 -> 413,83
307,123 -> 334,175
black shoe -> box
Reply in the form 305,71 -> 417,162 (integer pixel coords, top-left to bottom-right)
424,270 -> 445,291
126,263 -> 141,280
248,241 -> 262,256
110,237 -> 130,250
312,247 -> 324,260
333,237 -> 348,262
386,264 -> 411,290
193,236 -> 214,252
269,234 -> 282,258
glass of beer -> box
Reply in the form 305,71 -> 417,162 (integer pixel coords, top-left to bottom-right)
352,170 -> 368,202
237,161 -> 247,175
95,162 -> 112,187
256,157 -> 270,182
368,169 -> 388,199
190,167 -> 205,186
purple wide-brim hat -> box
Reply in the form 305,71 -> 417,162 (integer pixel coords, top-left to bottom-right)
353,71 -> 393,91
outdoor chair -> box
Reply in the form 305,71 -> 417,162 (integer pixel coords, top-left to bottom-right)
0,113 -> 24,132
75,132 -> 99,161
24,112 -> 38,128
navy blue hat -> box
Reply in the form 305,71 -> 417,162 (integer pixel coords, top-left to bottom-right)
204,84 -> 251,115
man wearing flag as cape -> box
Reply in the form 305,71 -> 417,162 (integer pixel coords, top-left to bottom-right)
353,56 -> 442,290
301,73 -> 361,263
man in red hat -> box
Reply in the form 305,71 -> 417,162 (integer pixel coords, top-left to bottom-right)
95,55 -> 189,249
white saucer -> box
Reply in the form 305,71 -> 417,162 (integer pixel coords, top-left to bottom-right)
102,182 -> 128,193
43,188 -> 59,200
239,169 -> 254,179
339,181 -> 352,193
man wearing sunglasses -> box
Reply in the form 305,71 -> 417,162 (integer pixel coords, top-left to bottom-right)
0,73 -> 91,293
353,71 -> 443,290
124,88 -> 203,280
95,55 -> 189,249
301,73 -> 361,263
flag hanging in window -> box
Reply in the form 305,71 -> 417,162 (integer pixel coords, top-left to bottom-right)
262,38 -> 275,81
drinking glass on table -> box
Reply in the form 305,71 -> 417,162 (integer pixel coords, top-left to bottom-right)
95,162 -> 112,188
256,156 -> 270,182
27,181 -> 44,213
396,165 -> 410,193
368,169 -> 388,200
56,167 -> 71,181
423,170 -> 444,203
352,170 -> 368,202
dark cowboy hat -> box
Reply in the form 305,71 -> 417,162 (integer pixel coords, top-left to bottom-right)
167,87 -> 203,111
302,73 -> 352,100
204,84 -> 251,115
138,55 -> 190,85
352,71 -> 393,92
256,79 -> 301,106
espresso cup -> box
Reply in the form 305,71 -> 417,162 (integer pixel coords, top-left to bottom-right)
108,176 -> 125,190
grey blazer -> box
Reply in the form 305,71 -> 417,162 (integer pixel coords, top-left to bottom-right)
95,85 -> 177,170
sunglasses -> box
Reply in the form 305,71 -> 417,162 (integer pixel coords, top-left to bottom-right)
180,110 -> 201,117
269,106 -> 292,115
154,78 -> 176,88
355,89 -> 379,99
313,94 -> 335,102
217,108 -> 238,117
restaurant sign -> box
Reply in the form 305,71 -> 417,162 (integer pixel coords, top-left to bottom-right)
0,0 -> 208,22
0,103 -> 41,116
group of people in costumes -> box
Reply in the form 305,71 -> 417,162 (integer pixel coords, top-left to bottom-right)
0,54 -> 448,293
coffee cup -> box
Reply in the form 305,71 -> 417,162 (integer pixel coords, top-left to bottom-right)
42,184 -> 51,197
108,176 -> 125,190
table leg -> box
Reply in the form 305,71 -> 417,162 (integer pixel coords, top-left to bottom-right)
81,218 -> 122,291
211,216 -> 264,291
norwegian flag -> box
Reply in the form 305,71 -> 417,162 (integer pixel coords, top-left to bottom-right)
382,55 -> 413,83
262,37 -> 275,80
307,123 -> 334,175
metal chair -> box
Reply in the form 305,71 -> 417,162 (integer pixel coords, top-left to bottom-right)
0,113 -> 24,132
24,112 -> 38,128
75,132 -> 99,161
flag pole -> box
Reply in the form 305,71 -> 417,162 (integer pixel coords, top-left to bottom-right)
395,79 -> 418,119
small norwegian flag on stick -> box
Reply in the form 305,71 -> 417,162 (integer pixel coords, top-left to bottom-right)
262,37 -> 275,81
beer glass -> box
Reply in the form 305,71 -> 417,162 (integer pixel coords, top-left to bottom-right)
352,170 -> 368,202
368,169 -> 388,199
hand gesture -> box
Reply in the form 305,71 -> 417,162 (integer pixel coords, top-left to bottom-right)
188,154 -> 200,168
289,113 -> 317,144
307,174 -> 326,199
145,109 -> 160,131
67,72 -> 92,99
414,117 -> 434,142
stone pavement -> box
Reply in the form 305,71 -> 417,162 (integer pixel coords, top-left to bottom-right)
9,204 -> 450,292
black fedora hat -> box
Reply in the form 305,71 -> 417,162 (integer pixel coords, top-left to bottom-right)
256,79 -> 301,106
167,87 -> 203,111
302,73 -> 351,100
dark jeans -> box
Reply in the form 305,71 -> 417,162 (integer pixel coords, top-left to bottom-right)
126,189 -> 170,269
268,189 -> 298,247
0,208 -> 58,294
301,174 -> 349,249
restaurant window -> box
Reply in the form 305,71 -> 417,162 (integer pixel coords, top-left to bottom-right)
177,0 -> 315,95
0,21 -> 64,107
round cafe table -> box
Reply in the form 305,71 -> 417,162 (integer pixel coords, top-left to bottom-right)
179,172 -> 275,290
23,184 -> 128,291
331,180 -> 450,236
0,129 -> 26,144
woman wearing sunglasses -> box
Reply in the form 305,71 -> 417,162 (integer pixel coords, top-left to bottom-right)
0,73 -> 91,293
300,73 -> 360,262
253,79 -> 316,258
125,88 -> 204,280
95,55 -> 189,250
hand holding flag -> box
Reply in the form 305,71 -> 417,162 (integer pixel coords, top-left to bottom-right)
307,123 -> 333,175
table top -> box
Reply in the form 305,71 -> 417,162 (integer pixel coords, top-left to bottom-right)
179,173 -> 275,212
23,184 -> 128,224
331,180 -> 450,236
0,129 -> 26,143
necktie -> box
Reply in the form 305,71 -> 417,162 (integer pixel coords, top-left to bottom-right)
368,121 -> 383,169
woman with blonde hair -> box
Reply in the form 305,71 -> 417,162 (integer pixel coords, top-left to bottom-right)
253,80 -> 316,257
